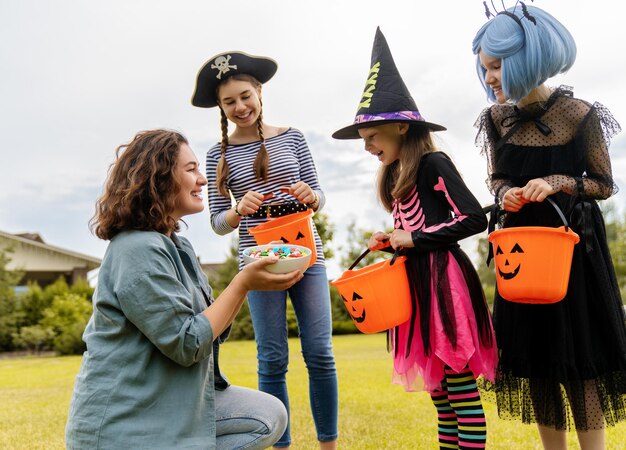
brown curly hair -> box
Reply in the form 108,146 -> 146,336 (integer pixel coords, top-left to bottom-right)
90,129 -> 189,240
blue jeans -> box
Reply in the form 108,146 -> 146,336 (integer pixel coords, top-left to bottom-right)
215,385 -> 288,449
247,264 -> 338,447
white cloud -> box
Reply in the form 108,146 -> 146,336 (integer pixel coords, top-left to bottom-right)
1,0 -> 624,280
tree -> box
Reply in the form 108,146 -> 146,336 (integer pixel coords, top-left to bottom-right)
0,246 -> 23,289
338,219 -> 388,270
16,277 -> 93,329
0,247 -> 95,354
0,295 -> 21,351
601,201 -> 626,299
12,325 -> 55,354
313,211 -> 335,261
208,236 -> 240,297
608,216 -> 626,298
0,247 -> 23,351
207,211 -> 342,339
40,293 -> 93,355
475,233 -> 496,304
205,236 -> 255,340
330,219 -> 397,334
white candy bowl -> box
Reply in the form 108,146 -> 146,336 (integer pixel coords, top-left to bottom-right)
242,244 -> 312,274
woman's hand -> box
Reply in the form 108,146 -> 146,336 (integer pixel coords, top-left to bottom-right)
389,229 -> 414,249
521,178 -> 556,202
238,257 -> 303,291
502,187 -> 528,212
236,191 -> 265,216
205,258 -> 302,337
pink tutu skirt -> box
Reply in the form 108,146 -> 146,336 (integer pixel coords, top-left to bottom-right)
391,252 -> 498,393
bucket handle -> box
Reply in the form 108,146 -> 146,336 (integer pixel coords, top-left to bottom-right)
546,197 -> 570,231
485,195 -> 570,266
486,196 -> 570,230
240,191 -> 306,236
348,240 -> 400,270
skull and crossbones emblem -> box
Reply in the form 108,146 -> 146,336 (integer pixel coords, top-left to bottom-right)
211,55 -> 237,79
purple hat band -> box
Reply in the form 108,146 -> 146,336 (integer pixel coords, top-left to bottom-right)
353,110 -> 425,124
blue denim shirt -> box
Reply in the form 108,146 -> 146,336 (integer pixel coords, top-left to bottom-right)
66,230 -> 224,449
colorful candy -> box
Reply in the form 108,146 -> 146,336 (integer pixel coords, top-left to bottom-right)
246,246 -> 310,259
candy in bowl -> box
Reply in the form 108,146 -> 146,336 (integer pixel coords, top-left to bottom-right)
242,244 -> 312,274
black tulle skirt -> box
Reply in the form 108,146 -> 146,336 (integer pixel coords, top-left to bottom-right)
485,196 -> 626,430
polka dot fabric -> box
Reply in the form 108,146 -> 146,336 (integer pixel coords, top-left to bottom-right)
247,201 -> 308,219
475,86 -> 619,204
474,86 -> 626,431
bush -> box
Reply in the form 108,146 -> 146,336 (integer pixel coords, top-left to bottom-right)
52,321 -> 89,355
11,325 -> 55,354
40,293 -> 93,355
228,301 -> 255,340
0,295 -> 21,351
332,320 -> 358,335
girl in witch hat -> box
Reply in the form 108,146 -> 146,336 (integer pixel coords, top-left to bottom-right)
333,27 -> 497,449
473,3 -> 626,449
192,51 -> 338,449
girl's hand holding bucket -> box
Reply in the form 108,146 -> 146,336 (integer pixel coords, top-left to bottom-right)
388,229 -> 413,249
502,187 -> 528,212
368,231 -> 390,250
285,181 -> 317,206
235,190 -> 266,216
503,178 -> 555,212
520,178 -> 556,202
369,229 -> 412,251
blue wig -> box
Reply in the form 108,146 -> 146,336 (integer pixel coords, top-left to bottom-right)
472,5 -> 577,103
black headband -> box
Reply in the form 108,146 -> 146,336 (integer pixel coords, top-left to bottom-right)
483,1 -> 537,27
498,11 -> 523,29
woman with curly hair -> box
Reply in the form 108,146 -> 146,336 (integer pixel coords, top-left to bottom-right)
65,129 -> 301,449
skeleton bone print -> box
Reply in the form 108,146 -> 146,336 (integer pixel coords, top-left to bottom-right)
211,55 -> 237,79
392,177 -> 468,233
393,185 -> 424,232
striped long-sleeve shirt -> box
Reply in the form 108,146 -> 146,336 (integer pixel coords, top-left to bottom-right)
205,127 -> 325,268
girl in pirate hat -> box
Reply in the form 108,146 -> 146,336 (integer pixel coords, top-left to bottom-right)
473,3 -> 626,449
334,27 -> 497,449
192,51 -> 338,449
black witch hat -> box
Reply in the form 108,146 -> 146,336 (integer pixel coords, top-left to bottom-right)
191,51 -> 278,108
332,27 -> 445,140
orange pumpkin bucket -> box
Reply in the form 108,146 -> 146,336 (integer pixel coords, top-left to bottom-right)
488,198 -> 580,304
331,251 -> 411,333
248,209 -> 317,266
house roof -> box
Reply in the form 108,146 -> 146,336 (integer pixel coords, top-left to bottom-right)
0,230 -> 101,270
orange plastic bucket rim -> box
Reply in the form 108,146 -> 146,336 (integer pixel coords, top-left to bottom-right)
489,225 -> 580,304
248,209 -> 317,266
489,225 -> 580,242
332,255 -> 411,333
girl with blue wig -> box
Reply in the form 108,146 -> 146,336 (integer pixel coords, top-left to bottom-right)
473,4 -> 626,449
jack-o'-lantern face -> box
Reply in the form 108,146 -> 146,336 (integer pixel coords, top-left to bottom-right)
341,292 -> 366,323
495,242 -> 524,280
279,231 -> 306,244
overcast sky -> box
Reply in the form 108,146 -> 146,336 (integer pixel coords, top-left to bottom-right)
1,0 -> 624,279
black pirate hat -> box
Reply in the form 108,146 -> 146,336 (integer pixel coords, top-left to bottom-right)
191,51 -> 278,108
332,27 -> 445,140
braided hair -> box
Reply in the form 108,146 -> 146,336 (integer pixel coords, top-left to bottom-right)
215,74 -> 269,197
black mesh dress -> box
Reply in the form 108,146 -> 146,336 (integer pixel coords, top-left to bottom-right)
475,86 -> 626,430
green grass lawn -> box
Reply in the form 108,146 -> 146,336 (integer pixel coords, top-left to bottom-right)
1,334 -> 625,449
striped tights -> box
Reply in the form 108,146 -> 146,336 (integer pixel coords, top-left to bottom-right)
430,367 -> 486,449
